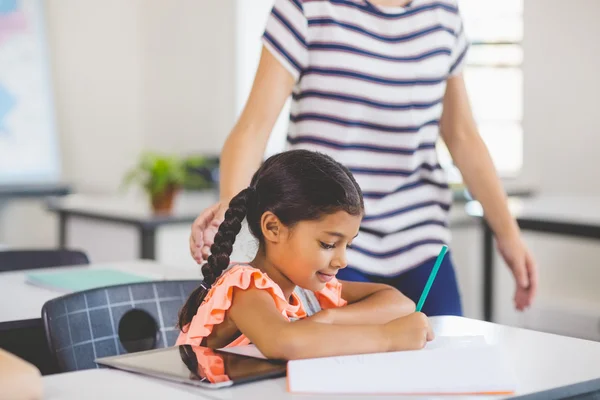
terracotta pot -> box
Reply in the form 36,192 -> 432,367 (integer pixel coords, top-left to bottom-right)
151,185 -> 180,214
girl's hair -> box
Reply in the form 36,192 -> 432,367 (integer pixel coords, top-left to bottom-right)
178,149 -> 363,329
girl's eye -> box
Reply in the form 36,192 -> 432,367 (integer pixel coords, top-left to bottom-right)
346,243 -> 354,249
319,241 -> 335,250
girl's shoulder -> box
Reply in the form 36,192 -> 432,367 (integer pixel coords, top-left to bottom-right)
204,263 -> 289,308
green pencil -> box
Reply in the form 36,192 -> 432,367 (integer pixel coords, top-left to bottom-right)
416,245 -> 449,312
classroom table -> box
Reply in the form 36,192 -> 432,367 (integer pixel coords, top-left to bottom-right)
46,191 -> 218,259
465,195 -> 600,322
0,260 -> 200,374
41,316 -> 600,399
0,183 -> 71,199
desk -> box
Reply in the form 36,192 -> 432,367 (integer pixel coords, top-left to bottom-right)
0,260 -> 200,374
0,183 -> 70,199
466,195 -> 600,322
42,316 -> 600,399
46,192 -> 218,260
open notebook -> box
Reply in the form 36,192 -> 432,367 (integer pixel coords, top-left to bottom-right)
221,337 -> 517,395
287,343 -> 517,395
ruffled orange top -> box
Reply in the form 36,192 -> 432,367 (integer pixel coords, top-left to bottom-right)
176,264 -> 347,348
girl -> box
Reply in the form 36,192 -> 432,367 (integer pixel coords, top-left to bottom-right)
177,150 -> 433,360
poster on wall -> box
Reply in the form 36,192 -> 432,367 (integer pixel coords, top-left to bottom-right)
0,0 -> 61,185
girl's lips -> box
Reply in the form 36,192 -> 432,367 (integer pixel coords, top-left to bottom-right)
317,271 -> 334,283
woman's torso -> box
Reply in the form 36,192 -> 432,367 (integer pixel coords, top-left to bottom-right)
275,0 -> 466,274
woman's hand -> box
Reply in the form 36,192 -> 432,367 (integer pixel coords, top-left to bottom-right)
189,201 -> 226,263
497,234 -> 538,310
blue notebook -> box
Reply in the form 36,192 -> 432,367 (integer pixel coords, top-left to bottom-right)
26,268 -> 155,292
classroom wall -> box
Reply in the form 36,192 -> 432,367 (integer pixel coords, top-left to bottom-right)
523,0 -> 600,196
489,0 -> 600,332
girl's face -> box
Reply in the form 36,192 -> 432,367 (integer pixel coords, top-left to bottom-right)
268,211 -> 362,292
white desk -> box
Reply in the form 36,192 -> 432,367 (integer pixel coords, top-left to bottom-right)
42,316 -> 600,400
465,194 -> 600,322
0,260 -> 200,325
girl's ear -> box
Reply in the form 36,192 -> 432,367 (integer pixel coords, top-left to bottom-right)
260,211 -> 284,243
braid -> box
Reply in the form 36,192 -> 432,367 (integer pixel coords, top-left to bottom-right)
178,188 -> 253,329
201,192 -> 249,284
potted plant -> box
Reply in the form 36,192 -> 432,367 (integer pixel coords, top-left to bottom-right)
181,155 -> 219,191
123,152 -> 186,214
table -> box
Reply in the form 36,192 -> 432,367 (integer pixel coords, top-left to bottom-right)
46,192 -> 218,259
42,316 -> 600,399
0,260 -> 200,374
0,183 -> 71,199
465,195 -> 600,322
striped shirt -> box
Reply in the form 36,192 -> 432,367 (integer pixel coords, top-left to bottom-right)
262,0 -> 469,275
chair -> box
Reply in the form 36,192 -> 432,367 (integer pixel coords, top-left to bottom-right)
0,249 -> 89,272
42,279 -> 202,372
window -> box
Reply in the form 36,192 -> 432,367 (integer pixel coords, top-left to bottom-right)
438,0 -> 524,183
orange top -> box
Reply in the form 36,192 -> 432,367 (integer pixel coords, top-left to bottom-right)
176,264 -> 347,347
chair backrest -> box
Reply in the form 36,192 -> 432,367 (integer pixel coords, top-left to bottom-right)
42,279 -> 202,372
0,249 -> 89,272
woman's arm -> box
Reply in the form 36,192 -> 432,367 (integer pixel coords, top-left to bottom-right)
439,74 -> 537,310
218,46 -> 295,201
228,287 -> 432,360
0,349 -> 42,400
191,47 -> 296,261
310,281 -> 415,325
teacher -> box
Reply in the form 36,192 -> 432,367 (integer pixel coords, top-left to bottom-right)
189,0 -> 537,316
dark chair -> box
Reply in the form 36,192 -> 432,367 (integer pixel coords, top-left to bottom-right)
42,279 -> 202,372
0,249 -> 89,272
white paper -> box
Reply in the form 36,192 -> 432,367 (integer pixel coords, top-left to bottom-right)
425,335 -> 487,350
218,344 -> 267,359
287,344 -> 517,394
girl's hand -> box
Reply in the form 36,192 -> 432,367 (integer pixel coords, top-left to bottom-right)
382,312 -> 434,351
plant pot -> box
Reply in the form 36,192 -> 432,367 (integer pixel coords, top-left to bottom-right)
151,185 -> 180,214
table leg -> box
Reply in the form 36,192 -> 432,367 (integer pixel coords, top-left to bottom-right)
58,212 -> 67,248
483,222 -> 494,322
139,228 -> 156,260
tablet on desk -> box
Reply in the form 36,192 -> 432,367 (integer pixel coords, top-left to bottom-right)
96,345 -> 286,389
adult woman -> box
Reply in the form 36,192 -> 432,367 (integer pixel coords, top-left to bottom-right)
190,0 -> 537,315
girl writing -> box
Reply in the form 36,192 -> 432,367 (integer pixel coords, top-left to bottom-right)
177,149 -> 433,360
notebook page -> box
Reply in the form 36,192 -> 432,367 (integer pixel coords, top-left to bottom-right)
287,344 -> 517,394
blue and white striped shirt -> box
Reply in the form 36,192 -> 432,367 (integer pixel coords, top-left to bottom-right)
263,0 -> 469,275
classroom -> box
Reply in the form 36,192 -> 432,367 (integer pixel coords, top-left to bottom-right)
1,0 -> 600,399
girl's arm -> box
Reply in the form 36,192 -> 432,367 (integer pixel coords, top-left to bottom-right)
439,74 -> 537,310
310,281 -> 415,325
228,286 -> 432,360
0,349 -> 43,400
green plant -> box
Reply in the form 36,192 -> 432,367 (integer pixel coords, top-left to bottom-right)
181,155 -> 219,190
123,152 -> 186,197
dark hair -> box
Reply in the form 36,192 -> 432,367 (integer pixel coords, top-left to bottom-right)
178,149 -> 363,329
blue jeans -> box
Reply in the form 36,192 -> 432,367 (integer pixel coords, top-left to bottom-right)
336,252 -> 463,316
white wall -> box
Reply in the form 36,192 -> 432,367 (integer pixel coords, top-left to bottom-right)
142,0 -> 236,156
1,0 -> 237,250
485,0 -> 600,333
522,0 -> 600,195
46,0 -> 145,193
